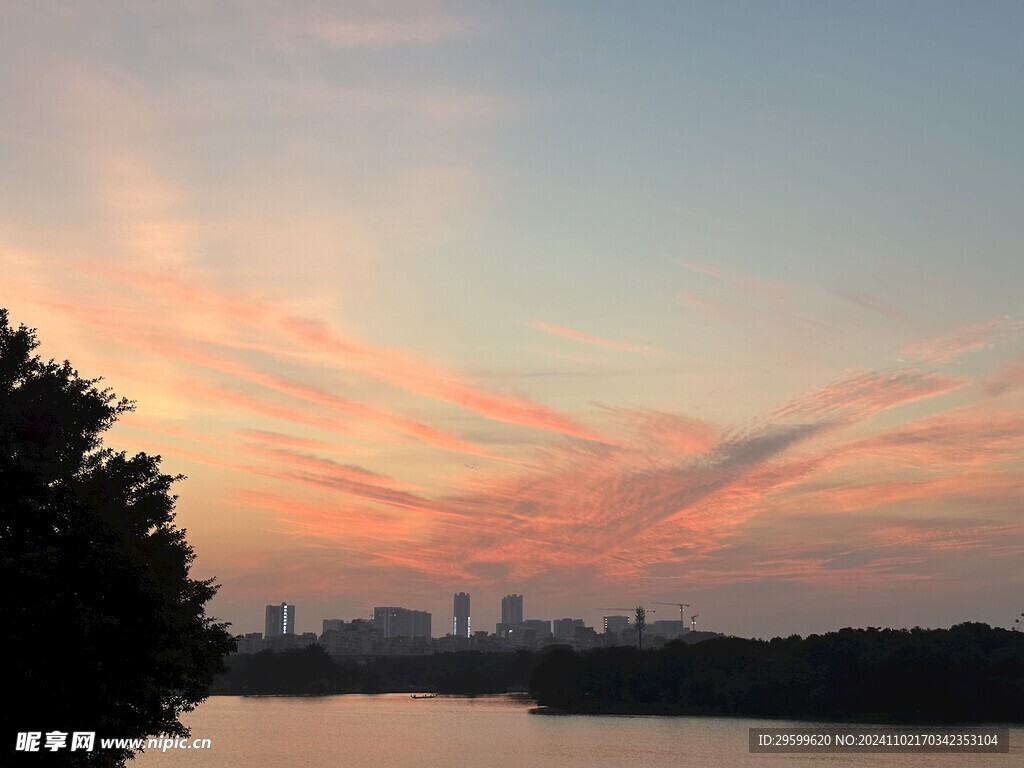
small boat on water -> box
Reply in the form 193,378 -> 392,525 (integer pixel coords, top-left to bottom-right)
410,693 -> 436,699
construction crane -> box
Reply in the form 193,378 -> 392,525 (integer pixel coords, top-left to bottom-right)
597,607 -> 657,622
690,614 -> 700,631
651,601 -> 690,628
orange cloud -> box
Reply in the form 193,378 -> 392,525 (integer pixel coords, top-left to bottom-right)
598,405 -> 719,455
61,260 -> 608,444
282,315 -> 607,442
37,286 -> 578,456
845,408 -> 1024,469
165,339 -> 483,455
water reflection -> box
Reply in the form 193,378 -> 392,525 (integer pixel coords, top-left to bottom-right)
132,695 -> 1021,768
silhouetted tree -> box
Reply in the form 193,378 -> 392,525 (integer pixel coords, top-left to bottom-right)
635,606 -> 646,651
528,623 -> 1024,720
530,646 -> 582,708
1,310 -> 236,766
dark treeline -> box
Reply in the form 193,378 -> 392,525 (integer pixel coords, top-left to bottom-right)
529,623 -> 1024,721
211,646 -> 538,696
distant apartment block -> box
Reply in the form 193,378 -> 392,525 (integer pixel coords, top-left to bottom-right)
265,602 -> 296,637
373,606 -> 432,639
650,619 -> 686,638
603,615 -> 630,634
263,631 -> 317,652
497,618 -> 553,649
501,594 -> 523,625
522,619 -> 551,637
553,618 -> 585,641
453,592 -> 471,637
573,625 -> 599,650
320,618 -> 378,655
236,632 -> 264,654
322,618 -> 345,633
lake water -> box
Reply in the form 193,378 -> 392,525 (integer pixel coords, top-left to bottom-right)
131,694 -> 1021,768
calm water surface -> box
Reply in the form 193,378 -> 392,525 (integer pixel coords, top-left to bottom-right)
132,695 -> 1021,768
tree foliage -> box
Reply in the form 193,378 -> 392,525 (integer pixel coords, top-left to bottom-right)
1,310 -> 236,766
529,624 -> 1024,721
212,647 -> 539,696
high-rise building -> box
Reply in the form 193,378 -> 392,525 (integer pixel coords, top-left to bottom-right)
603,614 -> 630,635
265,603 -> 296,637
553,618 -> 585,641
453,592 -> 471,637
500,594 -> 523,625
373,607 -> 432,639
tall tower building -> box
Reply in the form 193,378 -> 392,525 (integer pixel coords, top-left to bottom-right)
501,594 -> 523,625
265,603 -> 296,637
453,592 -> 471,637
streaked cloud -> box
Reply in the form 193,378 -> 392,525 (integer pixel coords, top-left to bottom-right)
2,1 -> 1023,638
528,321 -> 667,356
904,323 -> 997,363
981,358 -> 1024,397
247,0 -> 482,50
283,316 -> 608,442
827,288 -> 908,322
774,369 -> 967,421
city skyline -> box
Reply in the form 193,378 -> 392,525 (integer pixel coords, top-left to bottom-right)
250,593 -> 689,638
2,3 -> 1023,640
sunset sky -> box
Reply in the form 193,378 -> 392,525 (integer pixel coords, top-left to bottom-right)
3,1 -> 1023,639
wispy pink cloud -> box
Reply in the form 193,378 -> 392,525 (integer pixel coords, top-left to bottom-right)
677,290 -> 730,318
843,407 -> 1024,470
238,491 -> 408,549
827,288 -> 907,321
597,405 -> 719,455
774,369 -> 966,421
32,298 -> 465,452
676,260 -> 840,337
182,380 -> 396,446
283,316 -> 607,442
776,472 -> 1024,518
902,315 -> 1022,364
981,358 -> 1024,397
236,429 -> 335,452
677,259 -> 788,300
248,1 -> 481,50
185,344 -> 483,455
436,421 -> 828,582
528,321 -> 666,356
22,254 -> 1024,606
47,265 -> 607,445
904,322 -> 998,363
